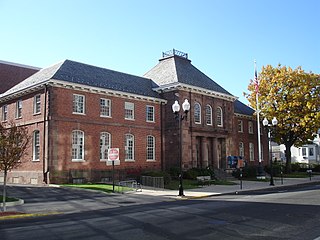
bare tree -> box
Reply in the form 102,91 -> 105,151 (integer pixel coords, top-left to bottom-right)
0,122 -> 30,212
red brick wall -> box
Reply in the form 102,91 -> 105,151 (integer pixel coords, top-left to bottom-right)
48,86 -> 162,183
0,62 -> 39,94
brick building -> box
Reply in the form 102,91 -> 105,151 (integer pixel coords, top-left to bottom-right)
0,60 -> 40,94
0,51 -> 268,184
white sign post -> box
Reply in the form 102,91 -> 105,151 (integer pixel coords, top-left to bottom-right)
107,148 -> 120,192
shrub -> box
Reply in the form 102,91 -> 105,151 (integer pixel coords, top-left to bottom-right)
184,168 -> 215,180
233,166 -> 257,178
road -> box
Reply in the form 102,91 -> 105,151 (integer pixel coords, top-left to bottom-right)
1,184 -> 320,240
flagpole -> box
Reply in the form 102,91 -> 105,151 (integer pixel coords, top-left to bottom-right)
255,60 -> 264,178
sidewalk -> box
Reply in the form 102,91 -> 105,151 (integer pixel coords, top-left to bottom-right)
133,175 -> 320,199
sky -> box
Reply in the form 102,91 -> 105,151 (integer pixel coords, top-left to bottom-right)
1,0 -> 319,104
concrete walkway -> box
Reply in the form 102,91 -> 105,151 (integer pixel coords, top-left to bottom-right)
133,175 -> 320,199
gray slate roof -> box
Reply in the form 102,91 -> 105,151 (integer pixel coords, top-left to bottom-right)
1,60 -> 161,99
234,100 -> 255,116
144,55 -> 232,96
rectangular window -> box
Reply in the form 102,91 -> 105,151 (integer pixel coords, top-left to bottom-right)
15,99 -> 22,118
248,121 -> 254,134
100,98 -> 111,117
33,95 -> 41,114
146,135 -> 155,160
73,94 -> 85,114
146,105 -> 154,122
125,102 -> 134,120
309,148 -> 314,156
238,120 -> 243,132
33,131 -> 40,161
302,147 -> 307,156
249,143 -> 254,161
2,105 -> 8,121
125,134 -> 134,161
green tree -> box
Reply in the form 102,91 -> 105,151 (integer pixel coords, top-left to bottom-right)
0,122 -> 30,212
245,64 -> 320,173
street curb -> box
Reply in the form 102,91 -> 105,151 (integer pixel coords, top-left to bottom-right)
0,198 -> 24,207
0,211 -> 61,221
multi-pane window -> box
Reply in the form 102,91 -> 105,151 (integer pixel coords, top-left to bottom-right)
33,130 -> 40,161
100,132 -> 111,160
309,148 -> 314,156
217,107 -> 223,127
205,105 -> 212,125
194,102 -> 201,124
249,142 -> 254,161
2,105 -> 8,121
72,130 -> 84,161
239,142 -> 244,157
125,134 -> 134,161
146,135 -> 155,161
146,105 -> 155,122
125,102 -> 134,120
16,99 -> 22,118
248,121 -> 254,134
301,147 -> 307,156
238,120 -> 243,132
73,94 -> 85,114
100,98 -> 111,117
33,95 -> 41,114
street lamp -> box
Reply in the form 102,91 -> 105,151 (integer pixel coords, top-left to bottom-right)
172,99 -> 190,196
262,117 -> 278,186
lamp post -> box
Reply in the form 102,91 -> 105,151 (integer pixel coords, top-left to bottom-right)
262,117 -> 278,186
172,99 -> 190,196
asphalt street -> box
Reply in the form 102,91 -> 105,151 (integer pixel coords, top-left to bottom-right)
1,183 -> 320,240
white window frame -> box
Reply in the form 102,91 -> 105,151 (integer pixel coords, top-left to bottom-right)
146,135 -> 155,161
72,130 -> 85,161
239,142 -> 244,157
100,98 -> 111,117
125,102 -> 135,120
194,102 -> 201,124
249,142 -> 254,161
146,105 -> 155,122
100,132 -> 111,161
248,121 -> 254,134
2,105 -> 8,122
33,130 -> 40,161
205,105 -> 212,125
217,107 -> 223,127
125,134 -> 134,161
72,94 -> 85,114
238,120 -> 243,132
33,94 -> 41,114
16,99 -> 22,119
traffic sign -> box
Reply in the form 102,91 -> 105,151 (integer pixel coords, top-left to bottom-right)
108,148 -> 119,161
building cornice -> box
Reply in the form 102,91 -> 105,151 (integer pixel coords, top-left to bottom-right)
153,82 -> 238,102
49,79 -> 167,104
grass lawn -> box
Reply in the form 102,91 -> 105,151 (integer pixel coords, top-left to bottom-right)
0,196 -> 18,202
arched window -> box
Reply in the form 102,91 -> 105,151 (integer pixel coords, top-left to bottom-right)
125,134 -> 134,161
72,130 -> 84,161
33,130 -> 40,161
146,135 -> 155,161
100,132 -> 111,161
239,142 -> 244,157
217,107 -> 223,127
205,105 -> 212,125
194,102 -> 201,124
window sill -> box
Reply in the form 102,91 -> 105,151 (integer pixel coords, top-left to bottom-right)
125,160 -> 135,162
100,115 -> 112,118
146,160 -> 156,162
72,112 -> 86,115
32,159 -> 40,162
33,112 -> 41,116
72,159 -> 86,162
125,118 -> 135,121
